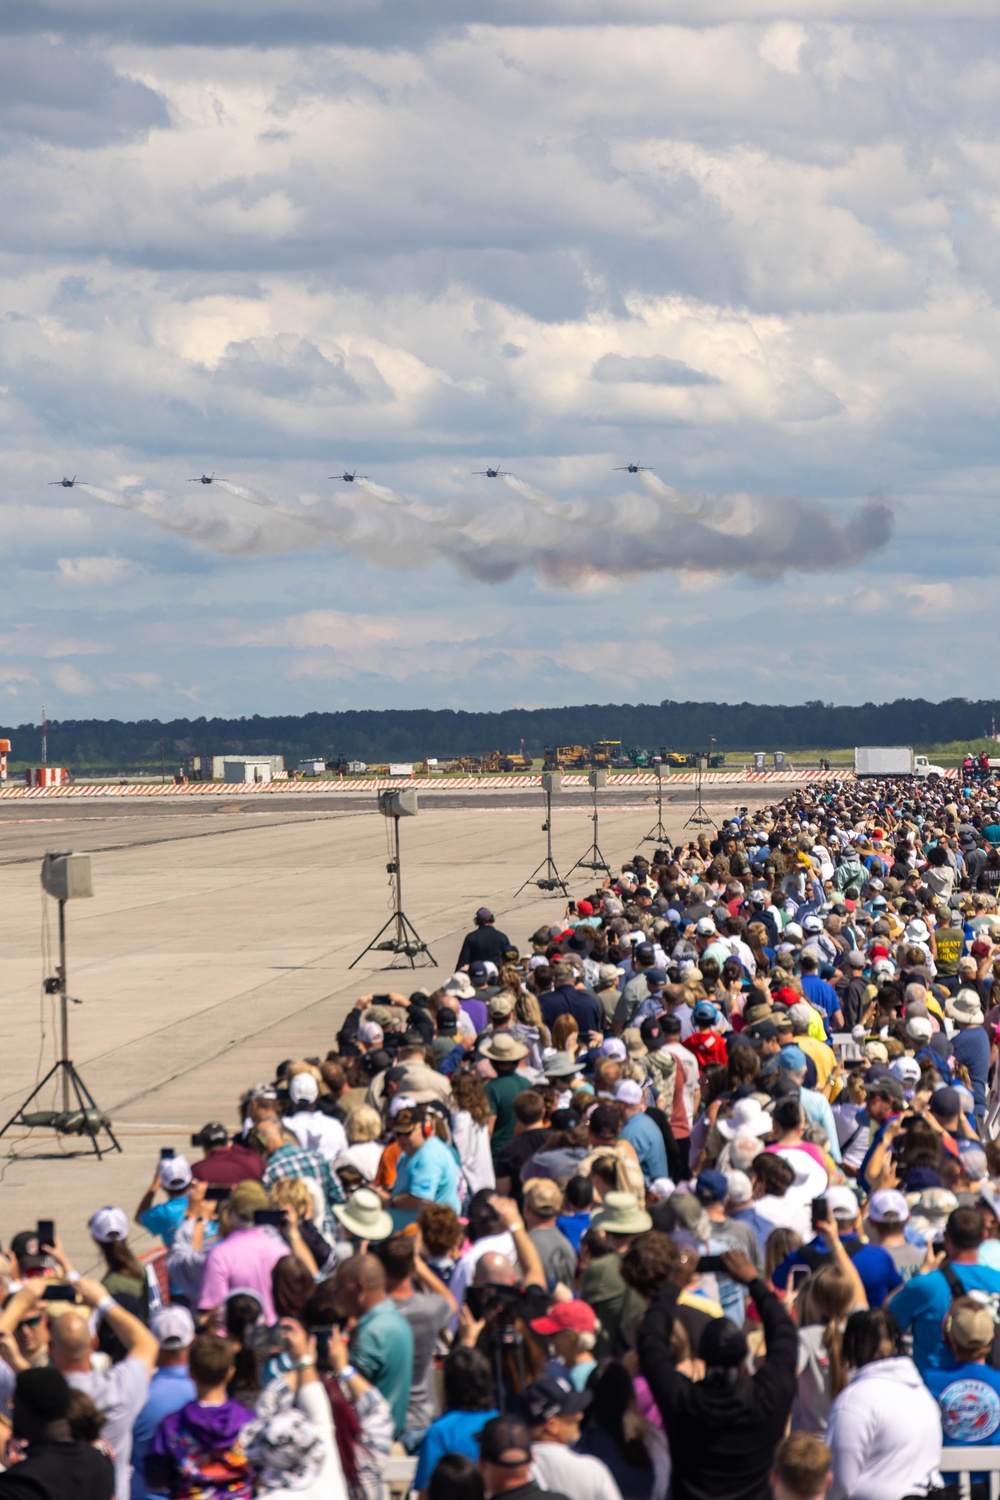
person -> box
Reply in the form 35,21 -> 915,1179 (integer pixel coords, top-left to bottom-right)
387,1105 -> 462,1214
889,1205 -> 1000,1375
769,1433 -> 833,1500
493,1092 -> 552,1203
483,1036 -> 532,1163
637,1248 -> 798,1500
825,1308 -> 943,1500
145,1332 -> 256,1498
520,1377 -> 623,1500
452,1071 -> 498,1198
791,1258 -> 866,1438
190,1121 -> 265,1185
197,1180 -> 290,1323
529,1300 -> 599,1393
771,1186 -> 901,1308
458,908 -> 512,971
580,1194 -> 652,1360
522,1180 -> 577,1291
256,1119 -> 344,1238
863,1188 -> 924,1282
556,1176 -> 594,1255
332,1253 -> 414,1438
574,1359 -> 669,1500
924,1295 -> 1000,1488
40,1246 -> 158,1500
284,1071 -> 349,1164
414,1347 -> 499,1499
948,988 -> 991,1128
88,1206 -> 151,1321
337,1106 -> 386,1185
378,1233 -> 457,1451
130,1306 -> 198,1500
614,1083 -> 668,1184
477,1414 -> 571,1500
0,1367 -> 114,1500
242,1320 -> 349,1500
135,1153 -> 193,1249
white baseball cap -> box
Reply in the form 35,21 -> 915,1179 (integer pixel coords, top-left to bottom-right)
827,1186 -> 861,1220
614,1080 -> 643,1106
803,914 -> 824,933
289,1073 -> 319,1105
158,1154 -> 193,1192
152,1305 -> 196,1349
890,1056 -> 921,1084
695,917 -> 717,936
867,1189 -> 909,1224
88,1206 -> 129,1244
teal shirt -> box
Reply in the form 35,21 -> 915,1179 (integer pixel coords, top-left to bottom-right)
392,1136 -> 462,1214
350,1298 -> 414,1438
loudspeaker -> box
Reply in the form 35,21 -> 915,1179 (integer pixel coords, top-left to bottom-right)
40,852 -> 93,901
541,772 -> 562,794
588,769 -> 607,790
378,789 -> 418,818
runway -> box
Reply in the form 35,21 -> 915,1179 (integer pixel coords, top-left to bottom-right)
0,785 -> 774,1266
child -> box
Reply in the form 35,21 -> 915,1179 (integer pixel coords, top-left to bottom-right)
146,1333 -> 255,1498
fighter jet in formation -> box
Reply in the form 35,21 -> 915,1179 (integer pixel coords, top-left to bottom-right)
614,463 -> 650,474
329,470 -> 366,482
188,473 -> 219,484
48,476 -> 80,488
473,465 -> 509,478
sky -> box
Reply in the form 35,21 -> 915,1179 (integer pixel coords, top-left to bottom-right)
3,1 -> 1000,722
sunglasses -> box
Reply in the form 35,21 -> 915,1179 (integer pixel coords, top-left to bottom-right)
17,1317 -> 43,1331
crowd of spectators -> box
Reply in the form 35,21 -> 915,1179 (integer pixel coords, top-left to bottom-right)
7,771 -> 1000,1498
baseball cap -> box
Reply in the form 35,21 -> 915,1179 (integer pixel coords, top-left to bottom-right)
695,918 -> 716,936
195,1122 -> 229,1149
639,1018 -> 665,1049
745,1020 -> 778,1045
88,1207 -> 129,1244
152,1305 -> 196,1350
803,914 -> 823,933
645,967 -> 667,987
826,1185 -> 860,1219
929,1086 -> 962,1120
695,1169 -> 729,1204
778,1044 -> 807,1071
614,1080 -> 643,1106
478,1416 -> 532,1467
288,1073 -> 319,1105
890,1057 -> 921,1085
947,1299 -> 997,1354
530,1301 -> 598,1337
867,1188 -> 909,1224
783,923 -> 804,941
588,1103 -> 620,1139
598,1038 -> 627,1060
158,1154 -> 193,1192
692,1002 -> 719,1026
906,1016 -> 933,1043
523,1179 -> 563,1218
475,908 -> 494,922
726,1170 -> 753,1206
468,961 -> 490,982
520,1376 -> 591,1425
488,992 -> 515,1017
391,1106 -> 423,1136
846,951 -> 867,968
597,964 -> 621,988
864,1074 -> 904,1105
230,1180 -> 269,1218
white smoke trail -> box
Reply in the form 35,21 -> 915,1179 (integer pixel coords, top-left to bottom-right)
76,474 -> 893,585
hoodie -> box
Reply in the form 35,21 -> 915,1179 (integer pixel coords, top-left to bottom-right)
825,1356 -> 943,1500
146,1397 -> 256,1499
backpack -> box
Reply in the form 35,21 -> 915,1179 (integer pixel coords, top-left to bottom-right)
941,1262 -> 1000,1369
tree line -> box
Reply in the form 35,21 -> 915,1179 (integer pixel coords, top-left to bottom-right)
3,697 -> 999,774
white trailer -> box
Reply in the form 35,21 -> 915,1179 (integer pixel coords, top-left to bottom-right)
854,747 -> 945,778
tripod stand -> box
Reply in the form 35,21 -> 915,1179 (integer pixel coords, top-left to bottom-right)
350,813 -> 436,969
0,897 -> 120,1159
516,780 -> 569,896
642,768 -> 669,844
567,772 -> 612,877
684,759 -> 714,828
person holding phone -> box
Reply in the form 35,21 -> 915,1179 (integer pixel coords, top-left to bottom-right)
134,1152 -> 193,1251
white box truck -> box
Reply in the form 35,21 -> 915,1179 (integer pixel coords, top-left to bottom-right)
854,747 -> 946,778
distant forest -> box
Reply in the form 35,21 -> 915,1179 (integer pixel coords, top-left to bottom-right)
4,697 -> 1000,773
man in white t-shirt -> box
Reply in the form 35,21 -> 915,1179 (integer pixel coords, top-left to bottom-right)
283,1073 -> 348,1163
523,1376 -> 623,1500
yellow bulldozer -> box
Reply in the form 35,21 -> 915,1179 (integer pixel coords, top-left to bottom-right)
542,744 -> 590,769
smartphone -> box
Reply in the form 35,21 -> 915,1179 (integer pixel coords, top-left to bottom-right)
697,1254 -> 731,1274
190,1133 -> 203,1148
204,1185 -> 230,1202
932,1235 -> 946,1255
789,1264 -> 812,1295
372,994 -> 393,1004
36,1220 -> 54,1250
811,1196 -> 829,1232
41,1283 -> 75,1302
253,1209 -> 287,1228
160,1147 -> 176,1161
568,901 -> 577,914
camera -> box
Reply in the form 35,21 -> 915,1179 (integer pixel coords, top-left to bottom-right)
465,1282 -> 548,1325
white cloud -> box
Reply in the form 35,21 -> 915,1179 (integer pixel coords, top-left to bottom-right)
57,555 -> 137,583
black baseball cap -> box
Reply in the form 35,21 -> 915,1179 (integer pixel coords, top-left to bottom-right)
478,1416 -> 532,1466
660,1014 -> 682,1037
639,1017 -> 665,1049
589,1103 -> 620,1139
195,1122 -> 229,1149
520,1377 -> 591,1425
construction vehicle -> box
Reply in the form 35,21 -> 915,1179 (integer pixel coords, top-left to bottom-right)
543,745 -> 590,770
500,751 -> 533,772
591,740 -> 621,768
660,748 -> 690,767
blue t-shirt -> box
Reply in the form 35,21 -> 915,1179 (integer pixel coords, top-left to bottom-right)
800,974 -> 841,1031
619,1113 -> 668,1183
414,1408 -> 500,1488
138,1196 -> 188,1249
772,1234 -> 902,1306
556,1211 -> 591,1254
953,1027 -> 991,1110
925,1362 -> 1000,1449
392,1135 -> 462,1213
892,1264 -> 1000,1374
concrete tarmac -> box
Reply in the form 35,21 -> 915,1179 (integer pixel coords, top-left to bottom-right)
0,785 -> 773,1267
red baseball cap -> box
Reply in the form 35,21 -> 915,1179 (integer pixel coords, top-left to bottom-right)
530,1300 -> 598,1337
576,900 -> 594,916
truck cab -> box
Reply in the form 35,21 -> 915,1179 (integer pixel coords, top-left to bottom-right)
914,755 -> 946,778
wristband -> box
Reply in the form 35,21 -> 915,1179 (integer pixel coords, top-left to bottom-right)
340,1364 -> 358,1381
95,1296 -> 115,1319
66,1270 -> 81,1286
507,1222 -> 524,1234
295,1355 -> 316,1369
